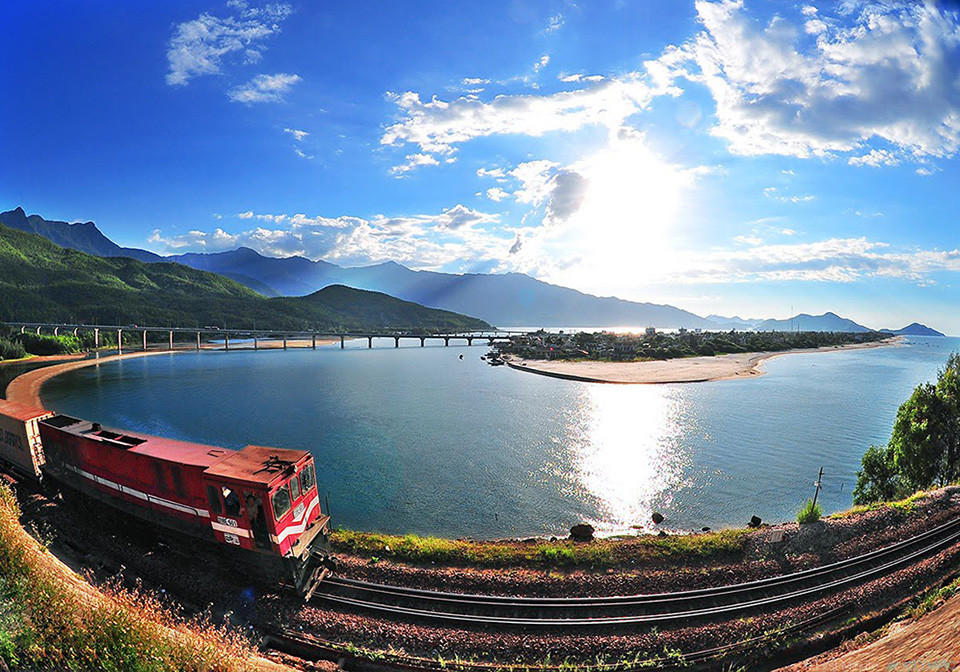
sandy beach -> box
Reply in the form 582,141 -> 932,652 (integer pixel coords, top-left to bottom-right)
4,338 -> 339,407
504,337 -> 902,385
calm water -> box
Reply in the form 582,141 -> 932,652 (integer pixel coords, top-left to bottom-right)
39,336 -> 957,538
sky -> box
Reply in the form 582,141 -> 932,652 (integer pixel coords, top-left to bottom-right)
3,1 -> 960,332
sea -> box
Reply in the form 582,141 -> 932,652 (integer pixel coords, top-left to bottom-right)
34,335 -> 958,539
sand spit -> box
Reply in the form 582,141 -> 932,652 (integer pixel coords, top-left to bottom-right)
504,336 -> 902,385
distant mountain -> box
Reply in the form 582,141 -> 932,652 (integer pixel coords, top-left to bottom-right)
705,314 -> 765,330
752,312 -> 873,333
166,248 -> 715,328
880,323 -> 946,337
0,207 -> 162,263
0,223 -> 489,332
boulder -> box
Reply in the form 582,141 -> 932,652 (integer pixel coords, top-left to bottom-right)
651,512 -> 665,525
569,523 -> 595,542
748,515 -> 762,528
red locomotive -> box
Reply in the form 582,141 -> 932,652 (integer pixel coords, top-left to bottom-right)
0,398 -> 332,596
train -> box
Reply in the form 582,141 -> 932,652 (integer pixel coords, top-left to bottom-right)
0,397 -> 333,597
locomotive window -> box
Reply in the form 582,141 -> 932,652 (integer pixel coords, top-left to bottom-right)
170,466 -> 186,498
271,484 -> 292,520
300,463 -> 316,493
152,462 -> 168,493
206,486 -> 223,515
221,486 -> 241,517
289,473 -> 301,501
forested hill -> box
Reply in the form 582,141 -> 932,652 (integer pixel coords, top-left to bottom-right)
0,223 -> 490,332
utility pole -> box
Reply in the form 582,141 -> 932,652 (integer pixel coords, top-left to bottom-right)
812,466 -> 824,508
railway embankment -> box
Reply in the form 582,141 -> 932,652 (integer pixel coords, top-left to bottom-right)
328,487 -> 960,597
0,479 -> 291,671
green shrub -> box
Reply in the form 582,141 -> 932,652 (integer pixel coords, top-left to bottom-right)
797,498 -> 822,524
0,338 -> 27,361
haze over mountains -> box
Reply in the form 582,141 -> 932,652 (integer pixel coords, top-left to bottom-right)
0,208 -> 945,335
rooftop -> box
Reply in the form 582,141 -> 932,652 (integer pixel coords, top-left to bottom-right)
203,445 -> 311,487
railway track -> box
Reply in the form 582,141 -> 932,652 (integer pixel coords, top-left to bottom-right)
311,515 -> 960,630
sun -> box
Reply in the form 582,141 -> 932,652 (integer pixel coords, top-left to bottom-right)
543,130 -> 696,295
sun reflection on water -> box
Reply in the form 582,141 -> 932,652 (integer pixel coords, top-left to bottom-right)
567,384 -> 690,535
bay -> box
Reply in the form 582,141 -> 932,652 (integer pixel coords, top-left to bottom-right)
38,336 -> 957,538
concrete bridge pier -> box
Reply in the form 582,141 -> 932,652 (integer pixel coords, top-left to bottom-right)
117,329 -> 123,354
36,327 -> 42,335
368,336 -> 373,349
340,335 -> 345,349
142,330 -> 147,351
254,335 -> 258,350
72,328 -> 79,337
444,337 -> 449,346
312,335 -> 317,350
54,327 -> 59,336
394,336 -> 400,348
224,333 -> 230,351
94,328 -> 99,348
420,337 -> 425,347
467,337 -> 474,346
196,332 -> 201,350
169,331 -> 174,350
283,337 -> 287,350
19,326 -> 25,334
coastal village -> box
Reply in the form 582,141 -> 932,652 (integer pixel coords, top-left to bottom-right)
493,328 -> 890,362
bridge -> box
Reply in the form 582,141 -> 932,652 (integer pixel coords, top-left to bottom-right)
3,322 -> 523,354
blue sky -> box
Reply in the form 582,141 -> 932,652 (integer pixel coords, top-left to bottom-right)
3,1 -> 960,332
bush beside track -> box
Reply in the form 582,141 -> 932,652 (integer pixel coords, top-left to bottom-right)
0,479 -> 281,671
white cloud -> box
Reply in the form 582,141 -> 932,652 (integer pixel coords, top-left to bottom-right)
284,128 -> 308,141
666,236 -> 960,286
166,2 -> 292,87
476,167 -> 507,180
150,205 -> 505,270
647,1 -> 960,164
848,148 -> 900,167
545,13 -> 565,34
559,73 -> 606,83
294,147 -> 313,160
228,73 -> 301,104
486,187 -> 510,202
382,75 -> 671,158
735,235 -> 763,245
390,153 -> 441,175
534,54 -> 551,73
763,187 -> 814,203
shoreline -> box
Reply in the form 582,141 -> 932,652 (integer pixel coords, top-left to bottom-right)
503,336 -> 903,385
4,338 -> 339,407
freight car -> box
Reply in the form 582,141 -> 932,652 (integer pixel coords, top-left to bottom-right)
0,398 -> 332,596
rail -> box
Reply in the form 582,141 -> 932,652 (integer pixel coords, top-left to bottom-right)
310,515 -> 960,629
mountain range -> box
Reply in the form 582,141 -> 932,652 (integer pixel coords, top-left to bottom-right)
0,207 -> 946,335
0,221 -> 489,332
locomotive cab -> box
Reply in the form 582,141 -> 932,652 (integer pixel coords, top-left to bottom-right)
201,445 -> 330,592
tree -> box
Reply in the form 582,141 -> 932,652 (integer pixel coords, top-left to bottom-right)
853,444 -> 905,505
890,383 -> 949,489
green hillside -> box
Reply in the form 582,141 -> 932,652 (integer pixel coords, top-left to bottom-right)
0,223 -> 490,332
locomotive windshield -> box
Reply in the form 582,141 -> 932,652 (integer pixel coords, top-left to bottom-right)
271,483 -> 292,519
300,462 -> 316,493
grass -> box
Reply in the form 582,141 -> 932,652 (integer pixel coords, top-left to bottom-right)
907,574 -> 960,620
329,528 -> 751,569
796,498 -> 823,524
0,480 -> 270,671
830,488 -> 931,519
